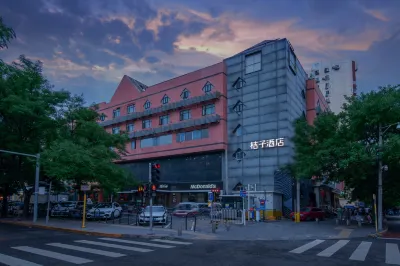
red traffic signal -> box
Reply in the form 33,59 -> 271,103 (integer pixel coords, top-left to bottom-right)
211,188 -> 220,193
153,163 -> 160,169
151,184 -> 157,191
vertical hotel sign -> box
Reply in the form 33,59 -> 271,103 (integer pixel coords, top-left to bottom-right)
250,138 -> 285,150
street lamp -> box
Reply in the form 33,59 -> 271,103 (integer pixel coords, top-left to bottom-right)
0,149 -> 40,223
377,122 -> 400,231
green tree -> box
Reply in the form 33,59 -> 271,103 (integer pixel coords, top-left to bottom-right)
292,85 -> 400,205
0,56 -> 70,217
40,95 -> 134,197
0,17 -> 15,49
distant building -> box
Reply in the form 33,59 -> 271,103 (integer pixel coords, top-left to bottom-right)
309,60 -> 357,114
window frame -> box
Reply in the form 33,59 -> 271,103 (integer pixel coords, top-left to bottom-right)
161,95 -> 169,105
144,100 -> 151,110
159,114 -> 169,125
179,110 -> 191,121
202,82 -> 213,93
113,108 -> 120,118
112,127 -> 120,134
131,140 -> 136,150
202,104 -> 215,116
142,119 -> 152,129
245,52 -> 262,75
126,123 -> 134,132
181,89 -> 190,99
127,104 -> 135,114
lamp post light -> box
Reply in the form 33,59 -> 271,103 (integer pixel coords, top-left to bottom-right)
377,122 -> 400,231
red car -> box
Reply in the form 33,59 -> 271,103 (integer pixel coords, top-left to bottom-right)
290,207 -> 325,221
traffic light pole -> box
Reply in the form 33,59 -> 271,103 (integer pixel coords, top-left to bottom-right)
148,163 -> 153,233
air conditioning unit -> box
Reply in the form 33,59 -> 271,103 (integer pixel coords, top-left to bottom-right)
324,75 -> 330,81
325,83 -> 330,90
324,68 -> 330,73
315,70 -> 320,76
326,98 -> 331,103
316,78 -> 320,83
332,65 -> 340,70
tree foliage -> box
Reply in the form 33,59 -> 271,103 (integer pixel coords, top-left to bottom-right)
0,17 -> 15,49
40,96 -> 134,193
292,85 -> 400,205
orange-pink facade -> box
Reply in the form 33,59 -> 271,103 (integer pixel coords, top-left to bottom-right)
97,63 -> 227,161
306,78 -> 330,125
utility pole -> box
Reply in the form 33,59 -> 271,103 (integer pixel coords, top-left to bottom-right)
296,179 -> 300,222
148,163 -> 153,233
0,149 -> 40,223
378,124 -> 383,231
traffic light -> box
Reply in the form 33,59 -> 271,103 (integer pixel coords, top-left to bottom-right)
211,188 -> 220,193
151,184 -> 157,191
138,185 -> 144,193
151,163 -> 161,183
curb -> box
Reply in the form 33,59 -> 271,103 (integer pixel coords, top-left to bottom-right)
0,220 -> 123,238
368,227 -> 388,238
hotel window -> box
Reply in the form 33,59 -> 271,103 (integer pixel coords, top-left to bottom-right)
177,129 -> 209,143
325,90 -> 330,97
180,110 -> 191,121
202,81 -> 213,94
140,135 -> 172,148
233,77 -> 246,90
202,104 -> 215,116
99,114 -> 105,121
113,108 -> 120,118
112,127 -> 120,134
142,119 -> 151,129
159,115 -> 169,125
144,100 -> 151,110
232,100 -> 245,115
161,94 -> 169,104
131,140 -> 136,149
181,89 -> 190,99
245,52 -> 261,74
126,123 -> 134,132
127,104 -> 135,114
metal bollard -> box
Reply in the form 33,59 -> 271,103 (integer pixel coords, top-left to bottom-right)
177,222 -> 182,236
346,219 -> 350,226
212,222 -> 216,233
191,221 -> 195,231
316,218 -> 319,223
358,221 -> 362,227
336,219 -> 339,225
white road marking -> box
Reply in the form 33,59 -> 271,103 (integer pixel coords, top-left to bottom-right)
99,238 -> 175,248
386,243 -> 400,265
47,243 -> 126,258
151,239 -> 192,245
289,240 -> 325,254
349,241 -> 372,261
74,240 -> 153,252
317,240 -> 349,257
12,246 -> 92,264
0,253 -> 42,266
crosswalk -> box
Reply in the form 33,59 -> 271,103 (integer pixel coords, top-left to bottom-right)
0,238 -> 192,265
289,239 -> 400,264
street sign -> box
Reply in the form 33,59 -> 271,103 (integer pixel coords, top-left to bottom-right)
80,185 -> 91,191
208,192 -> 214,201
240,190 -> 247,197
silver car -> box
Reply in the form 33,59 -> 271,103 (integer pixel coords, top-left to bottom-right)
138,206 -> 168,225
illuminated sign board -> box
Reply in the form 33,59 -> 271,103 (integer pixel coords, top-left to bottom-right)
250,138 -> 285,150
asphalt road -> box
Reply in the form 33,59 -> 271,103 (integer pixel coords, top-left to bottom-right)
0,223 -> 399,265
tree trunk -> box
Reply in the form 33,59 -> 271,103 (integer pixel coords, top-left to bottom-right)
0,183 -> 9,218
23,188 -> 32,219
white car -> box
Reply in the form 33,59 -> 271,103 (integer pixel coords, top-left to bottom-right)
86,202 -> 122,219
139,206 -> 168,225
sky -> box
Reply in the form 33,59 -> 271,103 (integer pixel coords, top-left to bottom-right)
0,0 -> 399,104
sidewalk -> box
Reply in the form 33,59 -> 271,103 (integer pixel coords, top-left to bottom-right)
0,217 -> 376,241
0,218 -> 217,240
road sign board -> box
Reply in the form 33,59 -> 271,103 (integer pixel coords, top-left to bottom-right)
208,192 -> 214,201
80,185 -> 91,191
240,190 -> 247,197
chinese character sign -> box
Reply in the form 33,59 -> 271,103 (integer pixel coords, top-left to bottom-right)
250,138 -> 285,150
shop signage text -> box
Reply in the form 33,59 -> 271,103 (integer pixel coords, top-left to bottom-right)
250,138 -> 285,150
159,184 -> 169,189
190,184 -> 217,189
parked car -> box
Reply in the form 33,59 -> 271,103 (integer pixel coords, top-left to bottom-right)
290,207 -> 325,221
86,202 -> 122,219
138,206 -> 168,225
172,202 -> 204,217
51,201 -> 78,217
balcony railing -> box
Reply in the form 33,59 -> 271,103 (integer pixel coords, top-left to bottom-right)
100,91 -> 222,127
128,114 -> 221,139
